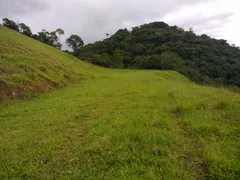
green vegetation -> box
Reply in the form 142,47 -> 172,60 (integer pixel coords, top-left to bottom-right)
78,22 -> 240,87
2,18 -> 240,88
1,24 -> 240,179
2,18 -> 64,49
0,26 -> 96,100
2,18 -> 83,51
66,34 -> 84,52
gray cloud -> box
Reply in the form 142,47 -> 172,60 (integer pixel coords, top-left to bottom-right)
179,12 -> 234,28
0,0 -> 48,17
169,12 -> 235,39
0,0 -> 237,45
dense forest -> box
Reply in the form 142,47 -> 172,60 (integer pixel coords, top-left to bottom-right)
78,22 -> 240,87
2,18 -> 240,87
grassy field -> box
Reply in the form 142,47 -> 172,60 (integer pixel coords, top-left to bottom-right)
0,27 -> 240,179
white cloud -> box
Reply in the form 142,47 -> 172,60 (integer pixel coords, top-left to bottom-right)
162,0 -> 240,45
0,0 -> 239,46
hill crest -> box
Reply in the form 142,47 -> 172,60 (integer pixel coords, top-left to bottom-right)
77,21 -> 240,87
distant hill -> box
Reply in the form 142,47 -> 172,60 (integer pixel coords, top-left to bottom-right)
78,21 -> 240,87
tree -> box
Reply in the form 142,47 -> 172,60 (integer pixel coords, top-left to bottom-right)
159,51 -> 184,71
66,35 -> 84,52
48,31 -> 58,46
56,28 -> 64,43
189,27 -> 194,33
18,23 -> 32,37
2,18 -> 19,32
53,42 -> 62,49
33,29 -> 62,49
77,21 -> 240,87
32,34 -> 39,40
38,30 -> 50,44
112,49 -> 124,68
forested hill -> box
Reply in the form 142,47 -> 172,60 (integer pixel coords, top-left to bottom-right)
78,21 -> 240,87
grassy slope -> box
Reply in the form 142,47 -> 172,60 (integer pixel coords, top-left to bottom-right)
0,26 -> 103,100
0,27 -> 240,179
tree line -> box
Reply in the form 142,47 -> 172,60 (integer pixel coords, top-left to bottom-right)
77,22 -> 240,87
1,18 -> 84,51
2,18 -> 240,87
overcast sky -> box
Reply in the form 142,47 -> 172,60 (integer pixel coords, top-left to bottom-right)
0,0 -> 239,46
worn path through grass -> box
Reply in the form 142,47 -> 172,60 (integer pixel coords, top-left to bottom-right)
0,70 -> 240,179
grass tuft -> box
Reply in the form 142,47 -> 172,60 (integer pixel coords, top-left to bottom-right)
215,101 -> 230,110
171,105 -> 185,118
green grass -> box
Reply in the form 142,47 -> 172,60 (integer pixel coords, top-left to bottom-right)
0,27 -> 240,179
0,26 -> 104,100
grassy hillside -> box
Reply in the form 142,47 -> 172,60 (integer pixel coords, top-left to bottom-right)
0,26 -> 102,100
0,27 -> 240,179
